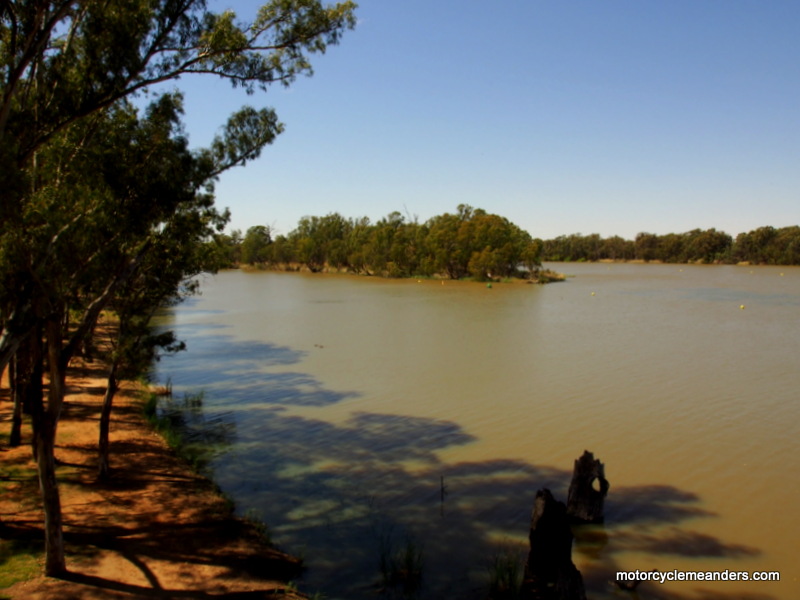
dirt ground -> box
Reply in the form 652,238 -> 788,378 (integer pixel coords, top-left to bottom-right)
0,359 -> 306,599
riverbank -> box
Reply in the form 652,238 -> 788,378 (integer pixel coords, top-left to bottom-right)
0,359 -> 306,599
241,262 -> 566,283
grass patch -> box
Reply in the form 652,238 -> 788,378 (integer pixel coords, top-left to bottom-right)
0,464 -> 37,488
0,539 -> 42,590
486,543 -> 525,600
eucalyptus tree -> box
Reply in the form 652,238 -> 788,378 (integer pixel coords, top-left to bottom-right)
95,211 -> 215,481
0,0 -> 357,376
241,224 -> 274,265
426,211 -> 467,279
1,0 -> 356,576
345,216 -> 372,274
15,92 -> 269,576
87,96 -> 232,484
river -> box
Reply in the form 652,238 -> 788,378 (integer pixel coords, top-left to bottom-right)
153,263 -> 800,599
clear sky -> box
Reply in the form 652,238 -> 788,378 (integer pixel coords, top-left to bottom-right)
167,0 -> 799,240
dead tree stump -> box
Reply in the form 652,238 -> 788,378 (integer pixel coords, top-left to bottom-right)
520,489 -> 587,600
566,450 -> 609,524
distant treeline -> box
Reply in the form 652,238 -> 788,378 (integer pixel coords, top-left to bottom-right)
540,226 -> 800,265
213,205 -> 547,281
214,218 -> 800,276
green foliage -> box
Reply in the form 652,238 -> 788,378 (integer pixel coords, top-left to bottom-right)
241,225 -> 274,265
0,0 -> 357,577
238,205 -> 544,280
732,225 -> 800,265
0,1 -> 357,164
211,229 -> 243,267
540,226 -> 800,264
1,0 -> 358,362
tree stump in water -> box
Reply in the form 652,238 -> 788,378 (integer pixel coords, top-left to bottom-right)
520,489 -> 587,600
566,450 -> 609,524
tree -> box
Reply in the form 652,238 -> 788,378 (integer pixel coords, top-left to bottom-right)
634,232 -> 659,262
683,228 -> 731,263
95,238 -> 204,481
17,93 -> 239,575
241,225 -> 274,265
1,0 -> 357,373
211,229 -> 244,267
427,212 -> 467,279
346,216 -> 372,274
1,0 -> 357,576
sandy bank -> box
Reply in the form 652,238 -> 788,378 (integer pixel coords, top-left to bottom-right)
0,359 -> 305,599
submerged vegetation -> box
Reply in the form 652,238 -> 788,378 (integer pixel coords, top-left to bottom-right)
379,533 -> 425,597
143,391 -> 234,473
216,205 -> 557,282
486,544 -> 525,600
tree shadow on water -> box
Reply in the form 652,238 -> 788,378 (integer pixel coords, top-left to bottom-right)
196,407 -> 771,600
153,331 -> 359,409
153,334 -> 776,600
575,482 -> 772,600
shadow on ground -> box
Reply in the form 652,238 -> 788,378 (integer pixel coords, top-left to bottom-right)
0,359 -> 305,600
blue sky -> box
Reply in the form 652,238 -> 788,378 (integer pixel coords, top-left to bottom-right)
169,1 -> 799,240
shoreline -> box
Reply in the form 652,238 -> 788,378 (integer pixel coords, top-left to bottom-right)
239,262 -> 566,283
0,359 -> 306,599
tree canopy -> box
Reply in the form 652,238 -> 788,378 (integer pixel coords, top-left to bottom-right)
236,205 -> 546,281
540,227 -> 800,265
1,0 -> 356,576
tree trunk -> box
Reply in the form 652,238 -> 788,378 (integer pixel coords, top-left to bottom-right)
10,330 -> 43,447
10,351 -> 23,446
33,409 -> 66,576
28,316 -> 69,576
97,363 -> 118,481
0,294 -> 36,378
566,450 -> 609,524
9,351 -> 20,445
520,489 -> 586,600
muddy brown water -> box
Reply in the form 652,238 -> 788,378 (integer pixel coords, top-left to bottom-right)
154,263 -> 800,599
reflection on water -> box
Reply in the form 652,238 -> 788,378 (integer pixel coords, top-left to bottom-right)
153,264 -> 800,599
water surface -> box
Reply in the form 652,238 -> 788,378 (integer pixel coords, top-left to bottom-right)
154,263 -> 800,599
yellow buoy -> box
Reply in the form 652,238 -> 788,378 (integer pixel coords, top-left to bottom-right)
740,304 -> 746,310
591,292 -> 596,296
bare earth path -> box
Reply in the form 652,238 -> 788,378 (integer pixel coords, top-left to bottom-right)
0,360 -> 305,599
